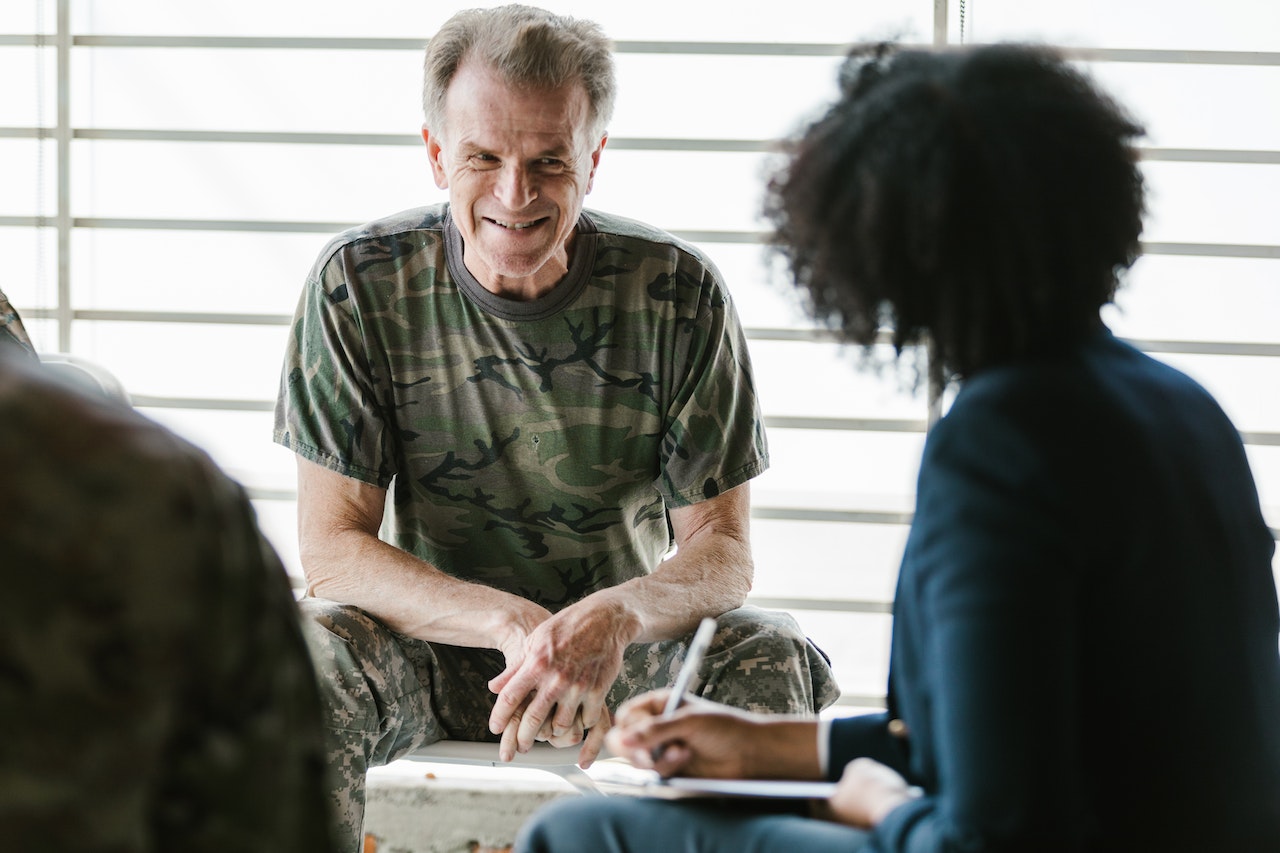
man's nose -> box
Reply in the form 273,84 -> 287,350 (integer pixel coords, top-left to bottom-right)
494,164 -> 536,209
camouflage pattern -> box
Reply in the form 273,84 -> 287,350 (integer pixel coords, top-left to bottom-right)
0,286 -> 37,359
301,597 -> 839,852
0,349 -> 338,853
275,204 -> 769,610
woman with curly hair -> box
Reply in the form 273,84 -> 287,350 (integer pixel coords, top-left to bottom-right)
517,43 -> 1280,852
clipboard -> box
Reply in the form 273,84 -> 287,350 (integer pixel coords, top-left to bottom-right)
657,777 -> 838,799
588,760 -> 836,800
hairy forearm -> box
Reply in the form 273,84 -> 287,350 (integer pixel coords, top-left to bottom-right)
301,525 -> 546,650
582,521 -> 753,646
296,458 -> 549,651
585,484 -> 757,644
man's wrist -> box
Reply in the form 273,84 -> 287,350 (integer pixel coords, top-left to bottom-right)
570,586 -> 644,646
491,594 -> 552,652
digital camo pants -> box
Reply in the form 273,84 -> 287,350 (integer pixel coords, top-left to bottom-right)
298,597 -> 841,853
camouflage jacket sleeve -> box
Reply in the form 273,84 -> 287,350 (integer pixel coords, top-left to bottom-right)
152,456 -> 339,852
0,356 -> 337,853
0,287 -> 38,360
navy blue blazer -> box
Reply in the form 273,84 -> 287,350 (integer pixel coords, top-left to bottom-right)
829,331 -> 1280,851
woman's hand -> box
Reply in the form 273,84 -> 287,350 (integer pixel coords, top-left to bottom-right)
606,690 -> 762,778
825,758 -> 921,829
606,689 -> 822,781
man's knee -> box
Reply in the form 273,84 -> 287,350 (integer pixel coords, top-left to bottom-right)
296,598 -> 414,732
714,606 -> 822,666
703,606 -> 838,714
299,597 -> 391,647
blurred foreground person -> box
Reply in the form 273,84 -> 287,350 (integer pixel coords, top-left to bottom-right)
0,337 -> 337,852
517,43 -> 1280,853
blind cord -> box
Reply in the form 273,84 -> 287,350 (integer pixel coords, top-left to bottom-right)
34,0 -> 50,336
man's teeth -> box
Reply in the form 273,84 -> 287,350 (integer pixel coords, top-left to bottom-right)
493,219 -> 538,230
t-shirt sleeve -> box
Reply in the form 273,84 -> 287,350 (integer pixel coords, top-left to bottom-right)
656,259 -> 769,507
273,246 -> 396,488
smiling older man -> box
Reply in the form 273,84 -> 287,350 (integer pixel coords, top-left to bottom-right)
273,6 -> 838,850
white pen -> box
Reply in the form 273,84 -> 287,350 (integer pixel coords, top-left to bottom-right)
663,617 -> 718,718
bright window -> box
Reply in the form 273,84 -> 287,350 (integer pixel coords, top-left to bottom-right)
4,0 -> 1278,710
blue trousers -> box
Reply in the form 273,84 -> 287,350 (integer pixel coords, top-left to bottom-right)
516,794 -> 870,853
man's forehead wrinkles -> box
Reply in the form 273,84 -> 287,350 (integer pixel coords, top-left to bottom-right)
452,124 -> 581,157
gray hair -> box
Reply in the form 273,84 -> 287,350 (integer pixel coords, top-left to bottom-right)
422,4 -> 616,142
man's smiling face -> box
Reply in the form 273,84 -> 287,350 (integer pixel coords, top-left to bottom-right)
423,59 -> 606,300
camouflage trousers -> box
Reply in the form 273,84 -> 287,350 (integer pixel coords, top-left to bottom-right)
298,598 -> 839,853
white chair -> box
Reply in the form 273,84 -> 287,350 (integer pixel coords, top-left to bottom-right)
39,352 -> 131,405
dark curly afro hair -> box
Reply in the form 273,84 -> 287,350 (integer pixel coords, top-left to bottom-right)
765,43 -> 1146,392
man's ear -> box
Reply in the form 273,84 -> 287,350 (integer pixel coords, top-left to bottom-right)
422,126 -> 449,190
585,132 -> 607,194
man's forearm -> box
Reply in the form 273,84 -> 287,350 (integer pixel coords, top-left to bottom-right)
581,525 -> 753,646
577,484 -> 756,645
303,527 -> 548,651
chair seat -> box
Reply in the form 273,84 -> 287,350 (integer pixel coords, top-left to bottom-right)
39,352 -> 130,404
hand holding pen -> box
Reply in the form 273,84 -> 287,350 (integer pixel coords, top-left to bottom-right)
651,617 -> 717,760
662,617 -> 718,717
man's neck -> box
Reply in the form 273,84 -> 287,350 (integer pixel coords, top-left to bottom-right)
467,229 -> 576,302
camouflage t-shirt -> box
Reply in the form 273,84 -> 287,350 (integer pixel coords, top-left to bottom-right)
0,349 -> 336,852
275,204 -> 768,611
0,286 -> 37,359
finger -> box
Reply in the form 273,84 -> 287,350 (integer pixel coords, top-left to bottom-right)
607,719 -> 672,769
616,713 -> 699,767
551,688 -> 585,736
535,711 -> 558,742
538,710 -> 585,749
536,704 -> 580,738
577,690 -> 609,731
516,690 -> 560,753
488,665 -> 517,695
644,713 -> 693,745
650,743 -> 692,778
489,670 -> 539,734
578,715 -> 608,768
613,689 -> 672,728
499,713 -> 522,762
605,710 -> 659,755
604,723 -> 643,767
